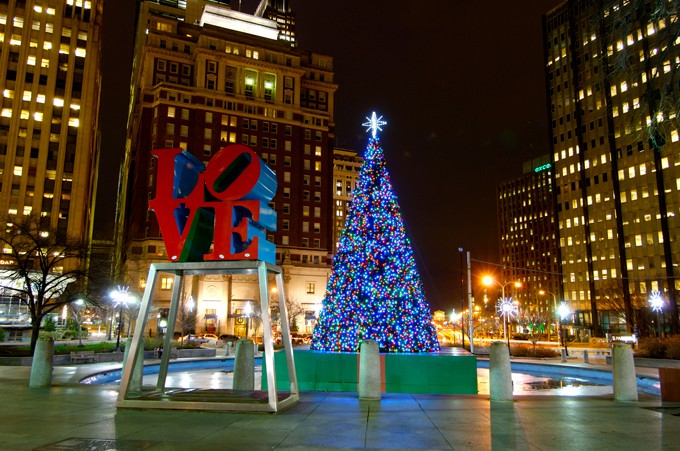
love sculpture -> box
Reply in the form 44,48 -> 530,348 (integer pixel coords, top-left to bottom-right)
118,144 -> 299,413
149,144 -> 277,265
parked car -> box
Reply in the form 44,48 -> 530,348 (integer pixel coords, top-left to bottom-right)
200,333 -> 219,345
179,334 -> 208,344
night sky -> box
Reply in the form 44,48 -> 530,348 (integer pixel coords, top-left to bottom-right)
97,0 -> 564,311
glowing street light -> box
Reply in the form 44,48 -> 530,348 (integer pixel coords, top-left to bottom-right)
497,297 -> 517,347
649,290 -> 664,337
556,302 -> 571,355
482,276 -> 522,299
110,286 -> 135,352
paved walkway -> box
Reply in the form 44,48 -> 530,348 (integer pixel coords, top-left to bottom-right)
1,359 -> 680,450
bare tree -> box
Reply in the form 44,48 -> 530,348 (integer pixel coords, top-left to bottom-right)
176,291 -> 196,346
0,215 -> 89,354
69,298 -> 88,347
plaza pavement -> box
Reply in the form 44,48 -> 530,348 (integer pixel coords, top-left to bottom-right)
0,355 -> 679,450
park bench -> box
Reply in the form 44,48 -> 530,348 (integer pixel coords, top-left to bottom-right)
70,350 -> 98,364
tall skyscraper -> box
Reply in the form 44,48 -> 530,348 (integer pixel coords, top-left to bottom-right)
115,0 -> 336,336
497,156 -> 561,317
0,0 -> 103,248
544,0 -> 680,337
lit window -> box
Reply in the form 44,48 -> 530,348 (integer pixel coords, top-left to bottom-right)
168,106 -> 175,118
68,118 -> 79,127
53,98 -> 64,107
306,282 -> 315,294
1,108 -> 11,118
43,42 -> 52,50
160,277 -> 173,290
23,91 -> 31,101
59,43 -> 69,54
27,55 -> 36,66
33,112 -> 43,121
36,94 -> 45,103
75,48 -> 86,57
13,166 -> 22,176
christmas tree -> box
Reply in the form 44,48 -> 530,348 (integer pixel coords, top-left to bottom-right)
311,113 -> 439,353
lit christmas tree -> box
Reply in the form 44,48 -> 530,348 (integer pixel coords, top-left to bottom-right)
311,113 -> 439,353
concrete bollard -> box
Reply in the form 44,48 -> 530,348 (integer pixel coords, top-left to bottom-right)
561,348 -> 568,363
226,342 -> 232,356
359,340 -> 381,400
582,350 -> 589,364
612,343 -> 638,401
490,341 -> 513,402
233,339 -> 255,391
29,337 -> 54,388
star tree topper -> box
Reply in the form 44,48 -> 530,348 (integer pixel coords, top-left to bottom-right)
363,111 -> 387,138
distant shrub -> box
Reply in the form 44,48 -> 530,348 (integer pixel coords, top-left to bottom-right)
637,337 -> 667,358
510,344 -> 560,358
665,336 -> 680,360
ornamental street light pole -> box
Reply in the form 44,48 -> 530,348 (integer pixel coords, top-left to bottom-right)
484,276 -> 521,344
557,302 -> 571,356
497,298 -> 517,347
111,286 -> 134,352
465,251 -> 474,354
649,291 -> 664,337
457,247 -> 466,350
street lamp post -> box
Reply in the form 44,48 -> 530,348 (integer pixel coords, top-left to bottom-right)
484,276 -> 521,345
557,302 -> 571,356
110,286 -> 134,352
458,247 -> 466,350
497,298 -> 517,347
649,291 -> 664,337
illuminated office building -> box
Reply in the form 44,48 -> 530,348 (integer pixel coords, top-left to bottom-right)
116,0 -> 336,336
544,0 -> 680,336
497,156 -> 561,317
332,147 -> 361,250
0,0 -> 102,249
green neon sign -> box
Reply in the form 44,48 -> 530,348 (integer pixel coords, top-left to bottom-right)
534,163 -> 552,173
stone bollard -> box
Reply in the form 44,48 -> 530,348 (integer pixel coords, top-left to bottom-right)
233,339 -> 255,391
359,340 -> 381,400
582,350 -> 589,364
29,337 -> 54,388
612,343 -> 638,401
489,341 -> 513,402
561,348 -> 568,363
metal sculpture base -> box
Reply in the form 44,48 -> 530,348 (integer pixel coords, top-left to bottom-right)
116,260 -> 299,413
